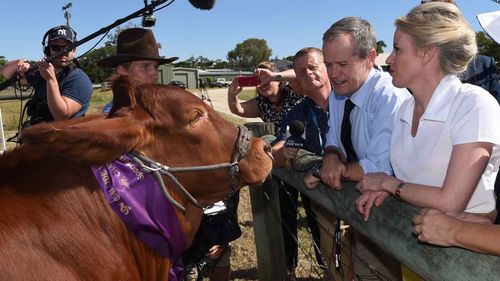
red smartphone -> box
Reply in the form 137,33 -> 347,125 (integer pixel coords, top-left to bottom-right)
237,76 -> 260,87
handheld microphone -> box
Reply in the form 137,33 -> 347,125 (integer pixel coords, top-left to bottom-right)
285,120 -> 305,169
188,0 -> 216,10
285,120 -> 305,149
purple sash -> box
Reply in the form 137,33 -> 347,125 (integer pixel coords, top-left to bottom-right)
91,155 -> 186,280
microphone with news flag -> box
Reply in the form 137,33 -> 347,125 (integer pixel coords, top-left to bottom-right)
285,120 -> 305,169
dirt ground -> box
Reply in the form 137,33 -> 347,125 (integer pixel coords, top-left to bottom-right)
230,188 -> 324,281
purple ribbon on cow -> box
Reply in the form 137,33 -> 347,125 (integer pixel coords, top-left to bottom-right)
91,155 -> 186,280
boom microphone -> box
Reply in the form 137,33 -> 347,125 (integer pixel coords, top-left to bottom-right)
188,0 -> 216,10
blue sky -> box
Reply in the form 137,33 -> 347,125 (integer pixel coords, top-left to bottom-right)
1,0 -> 498,62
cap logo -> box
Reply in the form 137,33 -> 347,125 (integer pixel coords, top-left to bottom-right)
57,29 -> 67,36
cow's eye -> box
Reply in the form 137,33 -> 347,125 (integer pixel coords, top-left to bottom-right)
188,109 -> 205,125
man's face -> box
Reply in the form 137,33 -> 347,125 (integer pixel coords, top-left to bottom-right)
322,33 -> 374,97
48,38 -> 75,69
293,51 -> 329,94
119,60 -> 159,84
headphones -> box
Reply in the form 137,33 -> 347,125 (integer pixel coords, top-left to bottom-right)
42,25 -> 77,56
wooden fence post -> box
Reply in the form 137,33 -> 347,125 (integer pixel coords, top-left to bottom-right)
245,122 -> 287,280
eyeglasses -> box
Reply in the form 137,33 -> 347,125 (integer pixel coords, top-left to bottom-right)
49,45 -> 71,53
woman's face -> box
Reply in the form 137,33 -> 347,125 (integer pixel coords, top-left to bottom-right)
256,78 -> 280,98
386,29 -> 423,89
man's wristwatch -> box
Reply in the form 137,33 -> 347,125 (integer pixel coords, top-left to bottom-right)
273,74 -> 282,81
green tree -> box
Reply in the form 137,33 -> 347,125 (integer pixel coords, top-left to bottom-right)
282,55 -> 295,62
175,56 -> 229,69
227,38 -> 272,70
175,55 -> 214,69
212,59 -> 229,69
376,40 -> 387,55
476,31 -> 500,64
78,45 -> 116,83
105,23 -> 139,47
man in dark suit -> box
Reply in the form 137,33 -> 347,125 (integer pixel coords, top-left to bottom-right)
461,54 -> 500,103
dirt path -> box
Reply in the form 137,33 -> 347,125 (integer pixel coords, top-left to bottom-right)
189,87 -> 261,123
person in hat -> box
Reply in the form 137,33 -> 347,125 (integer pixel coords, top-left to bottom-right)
99,28 -> 236,280
98,27 -> 177,112
1,25 -> 93,127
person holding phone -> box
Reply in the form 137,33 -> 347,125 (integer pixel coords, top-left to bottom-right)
227,61 -> 303,135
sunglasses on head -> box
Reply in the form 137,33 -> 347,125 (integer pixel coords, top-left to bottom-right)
49,45 -> 71,52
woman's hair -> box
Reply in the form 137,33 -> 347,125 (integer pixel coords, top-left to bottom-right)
257,61 -> 278,72
396,2 -> 477,74
256,61 -> 287,96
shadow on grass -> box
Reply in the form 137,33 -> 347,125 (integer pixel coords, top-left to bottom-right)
230,267 -> 259,280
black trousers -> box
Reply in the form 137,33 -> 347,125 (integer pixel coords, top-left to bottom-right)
277,179 -> 324,270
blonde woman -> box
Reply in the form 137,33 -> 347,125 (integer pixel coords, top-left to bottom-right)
357,3 -> 500,223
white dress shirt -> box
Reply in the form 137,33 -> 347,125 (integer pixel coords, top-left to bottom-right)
325,68 -> 411,174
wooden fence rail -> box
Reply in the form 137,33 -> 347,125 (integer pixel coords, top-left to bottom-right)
245,124 -> 500,281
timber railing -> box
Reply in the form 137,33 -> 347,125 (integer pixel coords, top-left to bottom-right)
245,123 -> 500,281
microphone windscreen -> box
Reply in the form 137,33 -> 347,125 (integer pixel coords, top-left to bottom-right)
188,0 -> 216,10
289,120 -> 305,137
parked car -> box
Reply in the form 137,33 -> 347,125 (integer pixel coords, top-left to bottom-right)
210,78 -> 231,88
168,80 -> 187,89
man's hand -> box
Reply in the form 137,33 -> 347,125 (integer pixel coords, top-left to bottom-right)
319,153 -> 346,190
38,60 -> 57,82
206,244 -> 225,259
1,59 -> 30,79
303,170 -> 321,189
282,146 -> 299,161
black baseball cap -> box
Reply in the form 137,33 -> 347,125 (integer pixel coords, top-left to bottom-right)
46,26 -> 76,43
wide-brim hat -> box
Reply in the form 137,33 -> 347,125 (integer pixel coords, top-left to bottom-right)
98,27 -> 178,68
477,11 -> 500,44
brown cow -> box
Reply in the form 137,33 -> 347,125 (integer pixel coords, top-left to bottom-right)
0,75 -> 273,281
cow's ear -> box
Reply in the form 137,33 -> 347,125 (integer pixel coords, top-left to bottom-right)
109,74 -> 137,114
19,116 -> 148,165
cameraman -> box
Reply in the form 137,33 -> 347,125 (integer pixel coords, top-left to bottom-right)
1,25 -> 92,126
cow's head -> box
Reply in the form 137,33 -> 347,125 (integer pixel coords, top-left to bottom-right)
17,75 -> 273,205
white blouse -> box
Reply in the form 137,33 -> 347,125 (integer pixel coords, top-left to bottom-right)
391,75 -> 500,213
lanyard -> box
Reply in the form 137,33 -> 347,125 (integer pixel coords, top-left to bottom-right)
308,104 -> 326,155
